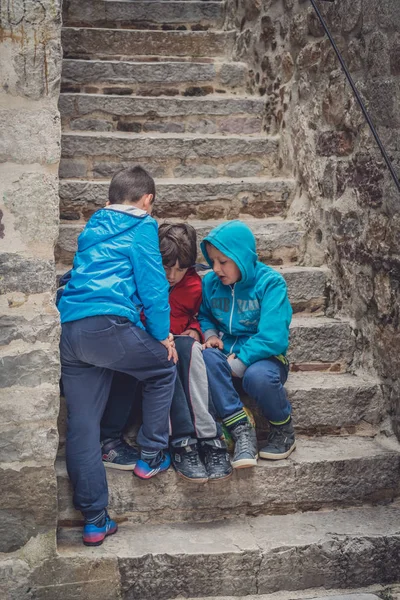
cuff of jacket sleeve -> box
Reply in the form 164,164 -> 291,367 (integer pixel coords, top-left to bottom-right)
204,328 -> 219,341
229,357 -> 247,378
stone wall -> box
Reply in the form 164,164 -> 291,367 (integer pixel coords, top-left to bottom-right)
226,0 -> 400,439
0,1 -> 62,597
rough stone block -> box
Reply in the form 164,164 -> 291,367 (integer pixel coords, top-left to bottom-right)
63,0 -> 224,29
62,59 -> 217,86
59,158 -> 88,179
0,109 -> 60,164
62,28 -> 236,59
217,62 -> 247,87
0,466 -> 57,552
287,372 -> 385,431
0,254 -> 55,294
70,118 -> 113,132
0,423 -> 58,464
0,344 -> 60,388
58,177 -> 292,222
61,131 -> 278,161
218,116 -> 262,134
0,558 -> 32,600
61,132 -> 279,179
59,93 -> 265,121
173,164 -> 219,178
317,131 -> 355,157
2,172 -> 59,255
32,555 -> 119,600
64,0 -> 223,29
0,384 -> 59,426
1,35 -> 62,100
278,267 -> 328,313
288,317 -> 355,366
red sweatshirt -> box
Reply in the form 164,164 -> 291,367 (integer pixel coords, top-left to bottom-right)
141,267 -> 203,340
169,267 -> 203,339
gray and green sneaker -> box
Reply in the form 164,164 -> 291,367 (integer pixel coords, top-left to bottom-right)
230,421 -> 258,468
259,419 -> 296,460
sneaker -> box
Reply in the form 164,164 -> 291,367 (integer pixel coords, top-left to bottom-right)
83,512 -> 118,547
171,439 -> 208,483
259,419 -> 296,460
101,437 -> 139,471
230,421 -> 258,468
133,450 -> 171,480
200,438 -> 233,482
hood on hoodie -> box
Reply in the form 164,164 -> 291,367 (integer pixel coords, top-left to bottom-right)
200,220 -> 257,285
77,204 -> 148,252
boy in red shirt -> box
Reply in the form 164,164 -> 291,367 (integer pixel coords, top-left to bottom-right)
100,223 -> 232,483
157,223 -> 232,482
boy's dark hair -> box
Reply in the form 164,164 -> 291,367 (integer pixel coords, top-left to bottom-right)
108,165 -> 156,204
159,223 -> 197,269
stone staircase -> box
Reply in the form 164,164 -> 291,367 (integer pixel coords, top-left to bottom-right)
53,1 -> 400,599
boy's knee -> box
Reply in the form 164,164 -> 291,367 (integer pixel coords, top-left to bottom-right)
243,364 -> 281,392
203,347 -> 223,365
174,335 -> 196,354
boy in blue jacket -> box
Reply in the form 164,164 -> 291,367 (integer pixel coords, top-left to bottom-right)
58,166 -> 177,546
199,220 -> 295,468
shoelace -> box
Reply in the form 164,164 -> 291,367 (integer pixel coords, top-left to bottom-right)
185,449 -> 202,466
234,424 -> 253,454
208,447 -> 224,466
266,427 -> 287,448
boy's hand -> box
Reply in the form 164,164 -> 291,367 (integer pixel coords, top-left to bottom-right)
160,338 -> 178,363
181,329 -> 201,342
227,353 -> 239,377
203,335 -> 223,350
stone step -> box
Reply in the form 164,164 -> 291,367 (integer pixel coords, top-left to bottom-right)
60,132 -> 281,180
58,177 -> 294,221
57,370 -> 384,455
63,0 -> 225,30
276,266 -> 328,315
61,60 -> 247,96
49,504 -> 400,600
59,93 -> 265,133
55,217 -> 303,266
56,435 -> 400,526
288,317 -> 355,371
181,592 -> 395,600
55,262 -> 328,316
62,28 -> 236,60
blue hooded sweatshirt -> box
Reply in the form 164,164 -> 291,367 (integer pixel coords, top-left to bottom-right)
57,204 -> 170,341
198,220 -> 292,377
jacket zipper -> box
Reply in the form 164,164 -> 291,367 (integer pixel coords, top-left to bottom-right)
229,284 -> 237,354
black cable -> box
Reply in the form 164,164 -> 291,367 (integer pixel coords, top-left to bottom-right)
310,0 -> 400,193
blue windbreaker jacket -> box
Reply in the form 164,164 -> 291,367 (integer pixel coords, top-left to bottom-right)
198,220 -> 292,375
57,204 -> 170,341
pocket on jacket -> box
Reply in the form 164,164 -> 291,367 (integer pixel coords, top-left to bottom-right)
79,324 -> 125,367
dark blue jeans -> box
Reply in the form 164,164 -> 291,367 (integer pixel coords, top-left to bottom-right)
202,348 -> 291,425
60,315 -> 176,517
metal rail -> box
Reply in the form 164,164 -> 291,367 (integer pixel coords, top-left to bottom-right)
310,0 -> 400,193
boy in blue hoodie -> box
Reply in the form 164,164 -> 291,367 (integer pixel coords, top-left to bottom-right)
199,220 -> 295,468
58,166 -> 177,546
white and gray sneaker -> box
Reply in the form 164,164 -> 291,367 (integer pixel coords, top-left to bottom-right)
230,422 -> 258,468
259,419 -> 296,460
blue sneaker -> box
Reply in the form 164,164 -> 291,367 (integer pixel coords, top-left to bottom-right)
101,437 -> 139,471
83,513 -> 118,547
133,450 -> 171,480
